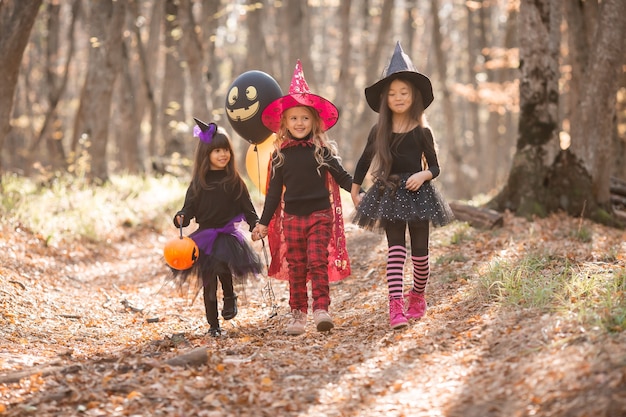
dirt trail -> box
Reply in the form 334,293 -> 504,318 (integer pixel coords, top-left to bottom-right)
1,214 -> 625,416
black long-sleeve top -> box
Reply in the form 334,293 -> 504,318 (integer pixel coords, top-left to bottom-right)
259,144 -> 353,226
175,170 -> 258,232
353,125 -> 441,185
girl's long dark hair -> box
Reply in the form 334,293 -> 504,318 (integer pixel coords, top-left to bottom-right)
190,128 -> 246,199
371,76 -> 434,183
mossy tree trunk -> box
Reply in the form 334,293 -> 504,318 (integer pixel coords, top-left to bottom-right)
490,0 -> 625,225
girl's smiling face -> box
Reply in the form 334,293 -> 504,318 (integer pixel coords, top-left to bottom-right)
284,106 -> 314,139
209,147 -> 231,170
387,79 -> 413,114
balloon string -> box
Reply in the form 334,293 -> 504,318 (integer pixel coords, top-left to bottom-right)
261,238 -> 278,319
254,144 -> 262,198
254,142 -> 276,319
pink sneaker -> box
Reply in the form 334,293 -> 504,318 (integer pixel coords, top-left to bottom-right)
405,291 -> 426,319
389,297 -> 408,329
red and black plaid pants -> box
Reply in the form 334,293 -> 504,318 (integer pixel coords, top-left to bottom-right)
283,208 -> 332,313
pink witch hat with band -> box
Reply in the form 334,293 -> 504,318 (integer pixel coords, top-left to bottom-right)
261,60 -> 339,133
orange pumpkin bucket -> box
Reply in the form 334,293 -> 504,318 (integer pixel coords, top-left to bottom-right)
164,224 -> 199,270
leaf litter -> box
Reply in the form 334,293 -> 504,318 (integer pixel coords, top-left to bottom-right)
0,212 -> 625,416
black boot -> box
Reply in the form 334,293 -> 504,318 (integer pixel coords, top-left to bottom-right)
222,294 -> 238,320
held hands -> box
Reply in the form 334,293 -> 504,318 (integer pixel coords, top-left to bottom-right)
252,224 -> 268,241
350,184 -> 363,208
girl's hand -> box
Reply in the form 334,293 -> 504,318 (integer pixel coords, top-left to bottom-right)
175,214 -> 184,227
252,224 -> 268,241
350,184 -> 363,208
405,172 -> 427,191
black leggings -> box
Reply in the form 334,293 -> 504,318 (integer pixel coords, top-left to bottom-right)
384,219 -> 429,257
202,263 -> 234,327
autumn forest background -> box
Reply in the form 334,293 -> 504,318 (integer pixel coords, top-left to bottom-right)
1,0 -> 626,416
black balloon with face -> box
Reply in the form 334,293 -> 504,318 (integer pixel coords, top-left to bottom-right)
225,70 -> 283,144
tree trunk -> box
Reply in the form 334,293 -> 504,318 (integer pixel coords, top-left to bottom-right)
490,0 -> 564,217
71,0 -> 125,182
403,2 -> 414,52
463,2 -> 482,195
0,0 -> 43,174
245,0 -> 272,73
430,0 -> 464,198
116,0 -> 157,174
141,0 -> 163,166
616,74 -> 626,180
284,1 -> 316,91
569,0 -> 626,206
562,0 -> 596,152
115,40 -> 142,174
160,0 -> 187,158
179,0 -> 208,121
493,5 -> 518,193
334,0 -> 355,165
352,0 -> 394,179
28,0 -> 80,172
491,0 -> 624,225
202,0 -> 220,121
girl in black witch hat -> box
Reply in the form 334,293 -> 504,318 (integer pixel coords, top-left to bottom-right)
171,119 -> 263,337
351,42 -> 454,330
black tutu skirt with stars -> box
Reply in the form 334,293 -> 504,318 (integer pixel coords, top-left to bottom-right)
353,172 -> 454,231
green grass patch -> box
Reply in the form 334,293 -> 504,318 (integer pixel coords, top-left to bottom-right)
435,252 -> 468,265
560,266 -> 626,333
571,225 -> 592,242
476,252 -> 626,332
1,173 -> 188,245
448,222 -> 472,245
478,253 -> 564,308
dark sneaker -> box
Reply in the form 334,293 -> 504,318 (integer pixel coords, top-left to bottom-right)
207,326 -> 221,337
222,295 -> 238,320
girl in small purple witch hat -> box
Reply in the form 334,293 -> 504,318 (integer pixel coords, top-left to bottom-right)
172,119 -> 263,337
252,60 -> 353,336
351,42 -> 454,330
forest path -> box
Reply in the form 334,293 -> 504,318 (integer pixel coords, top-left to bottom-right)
1,213 -> 625,416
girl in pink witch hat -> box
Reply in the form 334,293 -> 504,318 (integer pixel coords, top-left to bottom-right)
261,60 -> 339,132
252,60 -> 353,336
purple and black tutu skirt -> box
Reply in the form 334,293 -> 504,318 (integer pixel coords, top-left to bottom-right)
353,172 -> 454,231
170,228 -> 263,294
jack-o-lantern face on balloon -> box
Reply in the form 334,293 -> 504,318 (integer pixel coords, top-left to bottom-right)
225,70 -> 282,144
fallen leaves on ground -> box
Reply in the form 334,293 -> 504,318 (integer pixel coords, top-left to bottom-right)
1,212 -> 625,416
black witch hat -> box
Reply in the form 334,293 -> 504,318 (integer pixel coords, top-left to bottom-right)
364,41 -> 434,112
